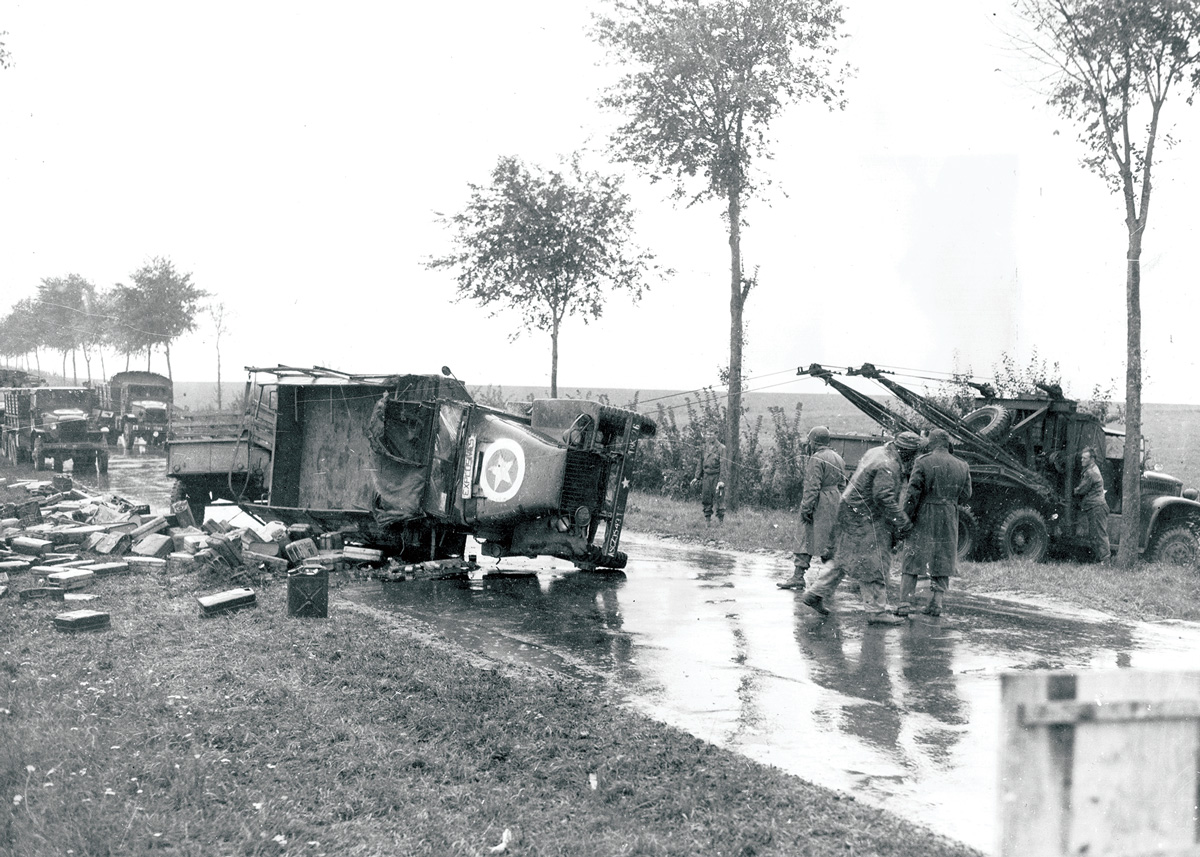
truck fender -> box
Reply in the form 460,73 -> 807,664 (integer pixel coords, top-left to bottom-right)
1144,496 -> 1200,548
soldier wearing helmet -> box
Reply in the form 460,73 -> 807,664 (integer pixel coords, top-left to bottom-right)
800,431 -> 920,624
898,428 -> 972,617
779,425 -> 846,589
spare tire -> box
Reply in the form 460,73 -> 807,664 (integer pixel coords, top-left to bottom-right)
961,405 -> 1012,441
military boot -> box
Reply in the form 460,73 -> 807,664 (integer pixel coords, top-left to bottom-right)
894,573 -> 919,617
922,589 -> 945,617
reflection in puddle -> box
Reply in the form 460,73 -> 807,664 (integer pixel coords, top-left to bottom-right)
347,535 -> 1200,854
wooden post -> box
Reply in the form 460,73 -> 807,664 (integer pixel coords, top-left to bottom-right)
1000,669 -> 1200,857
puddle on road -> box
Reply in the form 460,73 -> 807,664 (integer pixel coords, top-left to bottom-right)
345,534 -> 1200,854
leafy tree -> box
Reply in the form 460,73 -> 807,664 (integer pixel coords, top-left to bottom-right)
429,155 -> 657,397
595,0 -> 848,508
36,274 -> 97,383
1013,0 -> 1200,566
0,31 -> 11,70
115,257 -> 207,381
0,298 -> 45,371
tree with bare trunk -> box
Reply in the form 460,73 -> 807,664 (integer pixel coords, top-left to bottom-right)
208,300 -> 229,410
594,0 -> 848,508
1013,0 -> 1200,566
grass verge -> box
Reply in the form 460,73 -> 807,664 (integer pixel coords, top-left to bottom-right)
624,490 -> 1200,623
2,570 -> 981,857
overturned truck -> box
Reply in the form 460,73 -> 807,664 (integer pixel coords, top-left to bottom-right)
167,366 -> 655,570
800,363 -> 1200,565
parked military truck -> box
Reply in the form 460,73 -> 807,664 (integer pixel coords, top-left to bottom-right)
96,371 -> 173,449
3,387 -> 110,473
800,363 -> 1200,565
166,387 -> 275,523
168,366 -> 655,570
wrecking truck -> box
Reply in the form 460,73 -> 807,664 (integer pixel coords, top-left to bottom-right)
167,366 -> 655,570
800,363 -> 1200,565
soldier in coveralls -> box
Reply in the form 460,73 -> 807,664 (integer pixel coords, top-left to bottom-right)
897,429 -> 972,617
1075,446 -> 1110,562
779,426 -> 846,589
692,427 -> 727,526
801,432 -> 921,624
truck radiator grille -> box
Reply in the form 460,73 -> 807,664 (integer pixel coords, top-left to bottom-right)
561,450 -> 604,512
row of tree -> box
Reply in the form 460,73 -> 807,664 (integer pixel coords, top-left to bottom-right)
431,0 -> 1200,569
0,257 -> 207,384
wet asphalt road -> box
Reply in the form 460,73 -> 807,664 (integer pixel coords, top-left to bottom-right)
52,454 -> 1200,853
341,539 -> 1200,854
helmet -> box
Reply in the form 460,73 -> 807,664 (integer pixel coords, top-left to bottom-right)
807,425 -> 831,446
926,428 -> 951,450
894,431 -> 921,451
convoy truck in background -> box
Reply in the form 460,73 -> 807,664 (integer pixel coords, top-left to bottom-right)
800,362 -> 1200,566
3,386 -> 110,473
167,366 -> 655,570
96,371 -> 173,449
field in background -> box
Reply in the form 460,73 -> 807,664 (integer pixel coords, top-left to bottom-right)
154,379 -> 1200,490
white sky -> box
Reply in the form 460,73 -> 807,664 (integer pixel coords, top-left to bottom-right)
2,0 -> 1199,403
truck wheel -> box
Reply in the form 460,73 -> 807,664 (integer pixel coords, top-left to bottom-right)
1148,524 -> 1200,567
76,452 -> 95,472
52,456 -> 64,473
957,507 -> 978,561
996,507 -> 1048,562
961,405 -> 1012,441
32,437 -> 45,471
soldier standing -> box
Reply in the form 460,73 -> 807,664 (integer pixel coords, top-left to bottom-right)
1075,446 -> 1110,563
801,432 -> 921,624
779,426 -> 845,589
691,427 -> 727,526
897,429 -> 972,617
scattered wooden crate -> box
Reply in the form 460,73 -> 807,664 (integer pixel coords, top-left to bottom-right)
53,609 -> 111,631
197,588 -> 257,616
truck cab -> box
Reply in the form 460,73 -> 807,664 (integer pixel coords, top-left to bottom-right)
99,371 -> 173,449
3,386 -> 110,473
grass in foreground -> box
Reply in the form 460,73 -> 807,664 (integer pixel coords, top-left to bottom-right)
624,490 -> 1200,623
1,570 -> 981,857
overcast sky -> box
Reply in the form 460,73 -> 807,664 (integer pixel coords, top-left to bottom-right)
2,1 -> 1199,404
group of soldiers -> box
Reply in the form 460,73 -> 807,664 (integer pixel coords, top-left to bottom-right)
693,421 -> 1112,623
779,426 -> 973,624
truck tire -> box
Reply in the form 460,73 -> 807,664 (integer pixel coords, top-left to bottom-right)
957,507 -> 978,561
996,507 -> 1049,562
961,405 -> 1012,441
1148,524 -> 1200,567
32,436 -> 45,471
